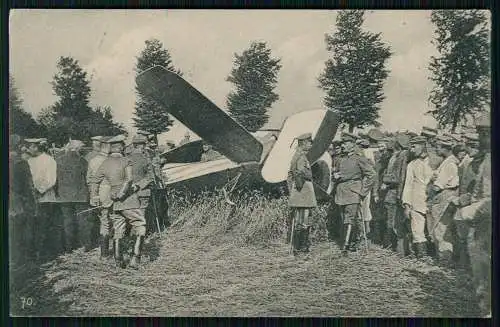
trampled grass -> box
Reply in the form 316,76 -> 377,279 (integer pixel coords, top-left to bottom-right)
10,190 -> 482,317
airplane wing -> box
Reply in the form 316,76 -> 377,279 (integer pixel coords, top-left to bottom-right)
136,66 -> 263,163
261,109 -> 332,183
160,140 -> 204,163
307,109 -> 340,163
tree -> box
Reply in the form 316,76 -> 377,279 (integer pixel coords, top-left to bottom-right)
9,75 -> 45,137
318,10 -> 392,132
428,10 -> 490,132
226,41 -> 282,132
133,38 -> 182,138
41,56 -> 124,145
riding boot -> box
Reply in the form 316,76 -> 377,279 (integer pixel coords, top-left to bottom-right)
113,239 -> 125,268
303,226 -> 311,253
129,236 -> 144,269
100,235 -> 110,259
414,242 -> 423,259
341,224 -> 352,257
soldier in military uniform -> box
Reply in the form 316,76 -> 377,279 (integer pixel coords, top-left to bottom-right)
454,113 -> 491,315
89,135 -> 151,269
334,132 -> 376,256
128,134 -> 155,235
87,136 -> 113,258
287,133 -> 317,255
421,126 -> 443,170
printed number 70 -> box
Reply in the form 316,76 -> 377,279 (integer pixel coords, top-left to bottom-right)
21,297 -> 33,309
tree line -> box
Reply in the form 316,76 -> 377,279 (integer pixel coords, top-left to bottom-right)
9,10 -> 490,146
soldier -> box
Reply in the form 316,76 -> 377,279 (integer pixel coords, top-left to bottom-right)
427,134 -> 460,267
90,135 -> 150,269
326,140 -> 343,244
85,136 -> 104,162
128,134 -> 155,235
24,138 -> 60,260
456,113 -> 491,315
287,133 -> 317,255
421,126 -> 443,170
380,134 -> 410,255
9,135 -> 36,269
55,140 -> 90,252
452,132 -> 482,270
87,136 -> 113,258
334,132 -> 376,256
401,136 -> 434,260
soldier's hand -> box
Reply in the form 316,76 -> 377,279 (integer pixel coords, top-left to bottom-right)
380,183 -> 388,191
403,204 -> 411,219
373,194 -> 379,203
450,196 -> 460,206
131,184 -> 140,193
90,196 -> 100,207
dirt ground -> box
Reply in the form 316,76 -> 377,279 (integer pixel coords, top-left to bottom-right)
11,228 -> 481,317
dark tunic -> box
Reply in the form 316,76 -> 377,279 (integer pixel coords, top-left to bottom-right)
334,152 -> 376,206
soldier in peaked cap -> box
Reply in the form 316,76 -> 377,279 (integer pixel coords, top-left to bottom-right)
380,133 -> 411,255
427,134 -> 460,267
287,132 -> 317,255
85,136 -> 104,162
334,132 -> 376,256
401,136 -> 434,260
421,127 -> 443,170
89,135 -> 148,268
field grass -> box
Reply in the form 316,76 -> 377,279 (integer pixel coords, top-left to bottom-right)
10,191 -> 482,317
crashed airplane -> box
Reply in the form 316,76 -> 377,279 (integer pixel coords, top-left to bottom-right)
135,66 -> 340,202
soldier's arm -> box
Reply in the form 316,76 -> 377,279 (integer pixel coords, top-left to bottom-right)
396,150 -> 409,200
115,162 -> 133,199
359,156 -> 376,197
89,163 -> 105,199
136,161 -> 155,190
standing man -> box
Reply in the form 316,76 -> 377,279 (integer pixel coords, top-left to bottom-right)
128,134 -> 155,235
287,133 -> 317,255
55,140 -> 90,252
89,135 -> 149,269
427,134 -> 460,267
401,136 -> 434,260
86,136 -> 113,258
9,135 -> 36,269
85,136 -> 103,162
381,134 -> 411,255
24,138 -> 60,260
334,132 -> 376,256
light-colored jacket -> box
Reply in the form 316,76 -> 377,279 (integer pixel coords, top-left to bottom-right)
27,153 -> 57,203
402,157 -> 434,214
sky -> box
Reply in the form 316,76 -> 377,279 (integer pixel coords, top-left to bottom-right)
9,9 -> 491,144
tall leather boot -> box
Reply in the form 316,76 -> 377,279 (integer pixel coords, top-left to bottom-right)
129,236 -> 144,269
113,239 -> 125,269
414,242 -> 423,259
100,235 -> 112,259
341,224 -> 352,257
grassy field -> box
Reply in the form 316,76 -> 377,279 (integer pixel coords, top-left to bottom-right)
10,191 -> 482,317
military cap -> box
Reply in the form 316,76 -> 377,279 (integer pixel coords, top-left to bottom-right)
90,136 -> 103,141
367,128 -> 384,141
475,112 -> 490,128
296,132 -> 313,141
25,138 -> 48,145
105,134 -> 127,144
65,139 -> 85,151
435,134 -> 454,147
446,133 -> 462,143
407,131 -> 418,138
421,126 -> 438,138
137,130 -> 152,136
132,134 -> 148,144
341,132 -> 357,142
395,134 -> 410,149
410,135 -> 427,145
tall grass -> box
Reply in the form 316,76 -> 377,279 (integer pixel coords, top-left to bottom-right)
166,188 -> 329,247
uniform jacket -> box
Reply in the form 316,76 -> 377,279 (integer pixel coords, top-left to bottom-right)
84,150 -> 100,163
459,152 -> 491,223
127,148 -> 154,198
429,154 -> 459,221
427,147 -> 443,170
9,153 -> 36,216
55,151 -> 89,203
90,153 -> 141,211
401,157 -> 434,214
87,152 -> 112,207
334,152 -> 376,206
287,149 -> 317,208
382,150 -> 409,204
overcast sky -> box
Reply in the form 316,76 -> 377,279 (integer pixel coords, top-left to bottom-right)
9,9 -> 490,143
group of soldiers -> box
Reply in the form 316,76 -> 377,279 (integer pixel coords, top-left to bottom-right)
287,113 -> 491,314
9,130 -> 169,272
